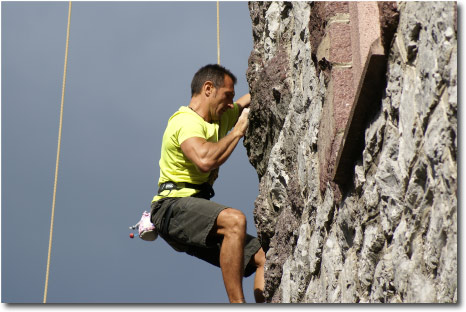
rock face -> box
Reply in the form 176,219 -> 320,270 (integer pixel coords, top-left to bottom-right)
244,1 -> 457,303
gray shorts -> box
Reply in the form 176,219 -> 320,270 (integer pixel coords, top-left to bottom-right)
151,197 -> 261,277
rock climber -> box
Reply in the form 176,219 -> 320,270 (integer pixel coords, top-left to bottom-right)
150,64 -> 266,303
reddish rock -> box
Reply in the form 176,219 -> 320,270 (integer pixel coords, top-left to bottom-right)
329,23 -> 353,64
332,68 -> 354,132
324,1 -> 349,19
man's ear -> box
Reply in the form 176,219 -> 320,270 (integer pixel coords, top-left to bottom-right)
203,81 -> 214,97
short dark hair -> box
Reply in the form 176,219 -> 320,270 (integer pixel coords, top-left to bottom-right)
191,64 -> 237,97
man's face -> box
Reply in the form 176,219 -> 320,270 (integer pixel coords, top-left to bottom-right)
210,75 -> 235,121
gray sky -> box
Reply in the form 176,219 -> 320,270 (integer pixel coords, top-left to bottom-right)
1,1 -> 259,303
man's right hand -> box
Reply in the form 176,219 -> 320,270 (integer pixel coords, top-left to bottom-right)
234,108 -> 250,136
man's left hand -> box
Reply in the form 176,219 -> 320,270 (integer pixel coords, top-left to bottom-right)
235,93 -> 251,109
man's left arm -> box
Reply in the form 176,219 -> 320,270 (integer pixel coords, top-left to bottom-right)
234,93 -> 251,113
222,93 -> 250,131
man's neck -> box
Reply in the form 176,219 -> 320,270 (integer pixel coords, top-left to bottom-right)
188,97 -> 211,123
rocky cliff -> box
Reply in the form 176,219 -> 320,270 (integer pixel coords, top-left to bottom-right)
244,1 -> 457,303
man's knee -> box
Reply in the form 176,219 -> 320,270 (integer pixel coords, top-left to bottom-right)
254,248 -> 266,268
217,208 -> 247,236
229,209 -> 247,229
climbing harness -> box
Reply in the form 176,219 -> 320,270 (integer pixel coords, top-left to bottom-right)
158,181 -> 215,199
44,1 -> 72,304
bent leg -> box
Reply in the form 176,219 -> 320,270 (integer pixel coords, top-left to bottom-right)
213,208 -> 247,303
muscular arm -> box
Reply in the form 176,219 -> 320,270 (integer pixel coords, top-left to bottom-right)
181,108 -> 250,173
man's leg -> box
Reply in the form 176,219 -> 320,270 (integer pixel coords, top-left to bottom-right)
251,248 -> 266,303
213,208 -> 247,303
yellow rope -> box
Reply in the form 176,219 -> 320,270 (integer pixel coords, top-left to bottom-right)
217,1 -> 220,64
43,1 -> 72,304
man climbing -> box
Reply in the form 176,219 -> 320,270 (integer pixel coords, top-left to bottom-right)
150,64 -> 265,303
